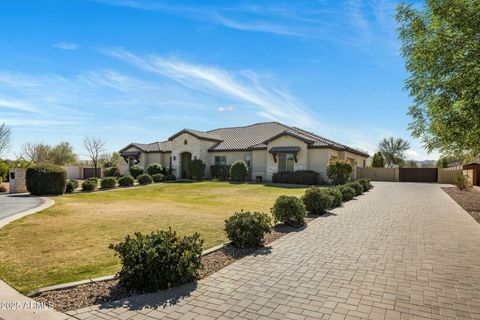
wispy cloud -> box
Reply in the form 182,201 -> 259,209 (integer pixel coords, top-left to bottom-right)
53,42 -> 79,50
0,97 -> 41,113
102,48 -> 319,129
217,106 -> 235,113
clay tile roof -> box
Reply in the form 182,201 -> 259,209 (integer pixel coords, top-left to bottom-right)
168,129 -> 222,142
119,141 -> 172,153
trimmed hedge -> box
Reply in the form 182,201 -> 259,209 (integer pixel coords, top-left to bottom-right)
230,160 -> 249,182
272,170 -> 319,185
109,229 -> 204,292
147,163 -> 163,175
65,179 -> 79,193
188,159 -> 206,180
101,177 -> 117,188
26,164 -> 67,195
129,165 -> 144,179
103,166 -> 120,177
337,185 -> 356,201
302,187 -> 333,215
118,175 -> 134,187
152,173 -> 164,183
81,178 -> 97,191
357,179 -> 372,192
326,160 -> 353,185
271,195 -> 307,227
224,211 -> 272,248
347,181 -> 363,196
328,188 -> 343,207
210,165 -> 231,181
137,173 -> 153,185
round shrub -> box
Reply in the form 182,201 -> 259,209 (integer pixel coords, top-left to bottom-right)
26,164 -> 67,195
225,211 -> 272,248
347,181 -> 363,196
118,175 -> 134,187
104,166 -> 120,177
109,229 -> 204,292
230,160 -> 249,182
65,179 -> 79,193
337,185 -> 356,201
101,177 -> 117,188
328,187 -> 343,207
81,179 -> 97,191
152,173 -> 164,183
356,179 -> 370,192
271,195 -> 307,228
147,163 -> 163,175
326,160 -> 353,185
302,187 -> 333,215
129,165 -> 144,179
137,173 -> 153,185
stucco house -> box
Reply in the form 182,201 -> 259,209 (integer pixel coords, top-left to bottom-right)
119,122 -> 369,182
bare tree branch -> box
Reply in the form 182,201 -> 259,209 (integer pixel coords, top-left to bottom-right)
83,136 -> 106,177
0,123 -> 11,158
20,142 -> 51,163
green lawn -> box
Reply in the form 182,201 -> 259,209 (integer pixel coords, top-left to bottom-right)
0,182 -> 306,293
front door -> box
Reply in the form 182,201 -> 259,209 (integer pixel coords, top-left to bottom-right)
181,152 -> 192,178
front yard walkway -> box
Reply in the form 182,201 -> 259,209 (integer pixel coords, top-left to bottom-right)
68,182 -> 480,320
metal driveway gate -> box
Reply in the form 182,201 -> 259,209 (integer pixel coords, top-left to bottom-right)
399,168 -> 438,183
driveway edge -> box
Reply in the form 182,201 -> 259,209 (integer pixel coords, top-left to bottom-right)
0,196 -> 55,229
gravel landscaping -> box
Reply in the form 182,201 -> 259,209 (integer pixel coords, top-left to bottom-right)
32,217 -> 315,312
442,187 -> 480,223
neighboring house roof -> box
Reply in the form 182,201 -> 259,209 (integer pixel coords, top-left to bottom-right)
119,141 -> 172,153
119,122 -> 369,157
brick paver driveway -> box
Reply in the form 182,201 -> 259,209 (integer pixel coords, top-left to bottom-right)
67,182 -> 480,320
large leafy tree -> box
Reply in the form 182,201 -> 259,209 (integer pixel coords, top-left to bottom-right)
378,137 -> 411,167
49,142 -> 78,165
397,0 -> 480,157
83,136 -> 106,178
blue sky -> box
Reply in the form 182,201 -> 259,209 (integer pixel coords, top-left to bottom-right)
0,0 -> 436,160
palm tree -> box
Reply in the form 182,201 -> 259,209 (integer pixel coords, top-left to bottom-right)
378,137 -> 410,167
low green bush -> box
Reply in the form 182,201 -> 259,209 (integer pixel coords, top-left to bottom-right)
188,159 -> 206,180
302,187 -> 333,215
347,181 -> 363,196
152,173 -> 164,183
230,160 -> 249,182
328,187 -> 343,207
356,179 -> 371,192
109,229 -> 204,292
118,175 -> 134,186
137,173 -> 153,185
165,173 -> 176,181
147,163 -> 163,175
271,195 -> 307,227
65,179 -> 79,193
224,211 -> 272,248
100,177 -> 117,188
454,174 -> 470,190
327,160 -> 353,185
103,166 -> 120,177
26,163 -> 67,195
81,178 -> 97,191
272,170 -> 319,185
337,185 -> 356,201
210,165 -> 230,180
0,161 -> 8,182
129,165 -> 144,179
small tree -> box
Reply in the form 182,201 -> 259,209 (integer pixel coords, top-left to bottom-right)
188,159 -> 205,180
83,136 -> 106,178
230,160 -> 248,182
49,142 -> 78,165
378,137 -> 410,168
326,160 -> 353,185
0,123 -> 11,158
371,152 -> 384,168
20,142 -> 51,163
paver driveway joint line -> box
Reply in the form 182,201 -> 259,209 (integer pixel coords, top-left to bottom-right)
68,182 -> 480,320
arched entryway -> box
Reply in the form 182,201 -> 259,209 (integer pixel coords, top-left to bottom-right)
180,152 -> 192,179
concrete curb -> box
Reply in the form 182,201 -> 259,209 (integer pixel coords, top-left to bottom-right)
0,195 -> 55,229
28,241 -> 233,297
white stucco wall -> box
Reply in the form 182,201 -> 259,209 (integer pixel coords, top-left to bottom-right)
307,148 -> 337,182
170,133 -> 217,177
251,150 -> 267,181
265,135 -> 308,181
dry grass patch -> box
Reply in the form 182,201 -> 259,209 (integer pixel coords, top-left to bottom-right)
0,181 -> 306,293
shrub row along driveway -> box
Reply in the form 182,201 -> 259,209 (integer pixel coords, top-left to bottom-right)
68,182 -> 480,320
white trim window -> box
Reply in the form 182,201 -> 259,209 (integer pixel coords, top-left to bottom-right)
278,153 -> 294,172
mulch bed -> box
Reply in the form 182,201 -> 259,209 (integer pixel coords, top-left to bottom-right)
442,187 -> 480,223
33,217 -> 316,312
